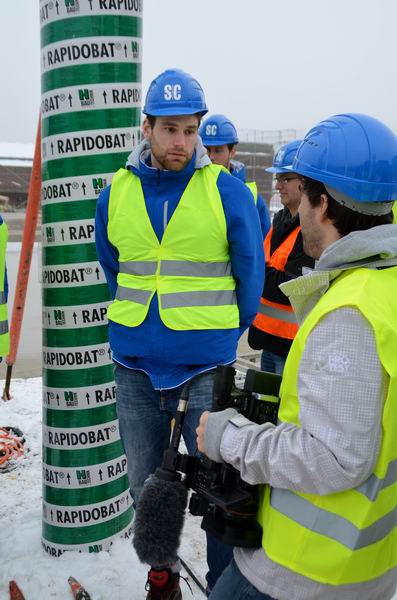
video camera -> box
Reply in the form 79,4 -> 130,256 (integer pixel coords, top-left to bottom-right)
158,365 -> 281,549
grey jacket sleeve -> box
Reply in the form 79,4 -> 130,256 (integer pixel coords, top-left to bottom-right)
205,307 -> 388,495
204,408 -> 239,462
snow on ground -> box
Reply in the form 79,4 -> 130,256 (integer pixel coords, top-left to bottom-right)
3,378 -> 396,600
0,378 -> 207,599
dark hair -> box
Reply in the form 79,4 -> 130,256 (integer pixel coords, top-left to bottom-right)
204,143 -> 236,152
301,177 -> 393,237
146,114 -> 202,129
146,115 -> 157,128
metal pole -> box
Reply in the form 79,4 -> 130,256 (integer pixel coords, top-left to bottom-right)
2,118 -> 42,401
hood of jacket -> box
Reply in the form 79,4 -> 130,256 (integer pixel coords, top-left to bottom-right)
230,159 -> 247,182
314,224 -> 397,271
280,224 -> 397,323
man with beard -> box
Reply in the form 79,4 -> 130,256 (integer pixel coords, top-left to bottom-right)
95,68 -> 264,599
197,113 -> 397,600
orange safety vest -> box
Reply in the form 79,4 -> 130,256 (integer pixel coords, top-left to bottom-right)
252,225 -> 300,340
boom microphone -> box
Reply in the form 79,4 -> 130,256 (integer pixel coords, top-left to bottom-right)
132,384 -> 190,567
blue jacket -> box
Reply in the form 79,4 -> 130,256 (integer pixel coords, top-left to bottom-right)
230,160 -> 271,238
95,139 -> 264,389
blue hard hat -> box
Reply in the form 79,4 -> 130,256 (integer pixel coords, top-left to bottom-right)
266,140 -> 302,174
199,114 -> 239,146
143,68 -> 208,117
289,113 -> 397,202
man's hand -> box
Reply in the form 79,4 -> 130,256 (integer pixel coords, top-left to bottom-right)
196,410 -> 210,454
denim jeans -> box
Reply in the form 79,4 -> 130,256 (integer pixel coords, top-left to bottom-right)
205,533 -> 234,591
209,559 -> 276,600
260,351 -> 286,375
114,364 -> 233,585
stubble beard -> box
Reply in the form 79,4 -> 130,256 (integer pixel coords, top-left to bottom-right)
302,228 -> 322,260
151,140 -> 190,172
154,153 -> 189,172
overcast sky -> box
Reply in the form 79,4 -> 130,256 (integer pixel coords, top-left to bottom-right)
1,0 -> 396,144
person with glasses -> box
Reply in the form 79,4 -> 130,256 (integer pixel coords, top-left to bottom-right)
199,114 -> 271,238
248,140 -> 314,374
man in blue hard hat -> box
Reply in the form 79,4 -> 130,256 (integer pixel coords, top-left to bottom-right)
197,113 -> 397,600
248,140 -> 315,375
199,114 -> 271,238
95,68 -> 264,599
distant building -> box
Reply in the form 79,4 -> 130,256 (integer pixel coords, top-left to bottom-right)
0,143 -> 34,210
0,132 -> 293,214
234,141 -> 274,202
237,129 -> 297,213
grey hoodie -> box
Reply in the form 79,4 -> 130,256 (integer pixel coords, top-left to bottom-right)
205,224 -> 397,600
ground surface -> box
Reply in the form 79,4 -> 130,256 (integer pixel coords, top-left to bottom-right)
0,378 -> 207,599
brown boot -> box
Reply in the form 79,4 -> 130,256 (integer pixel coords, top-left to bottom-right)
145,568 -> 182,600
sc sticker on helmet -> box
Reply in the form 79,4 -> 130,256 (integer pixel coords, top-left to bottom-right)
164,84 -> 182,101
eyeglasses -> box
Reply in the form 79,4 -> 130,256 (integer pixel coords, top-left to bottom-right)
275,176 -> 300,185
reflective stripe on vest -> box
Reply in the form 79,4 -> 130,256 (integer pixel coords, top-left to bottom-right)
0,222 -> 9,356
259,266 -> 397,585
118,260 -> 232,277
246,181 -> 258,205
271,453 -> 397,546
160,260 -> 232,277
115,265 -> 237,313
107,165 -> 239,330
161,289 -> 236,309
252,225 -> 300,340
116,287 -> 152,304
119,261 -> 157,276
270,486 -> 397,550
356,457 -> 397,500
257,301 -> 297,324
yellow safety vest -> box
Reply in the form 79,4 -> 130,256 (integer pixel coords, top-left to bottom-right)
107,164 -> 239,331
0,221 -> 9,356
258,266 -> 397,585
393,202 -> 397,223
246,181 -> 258,205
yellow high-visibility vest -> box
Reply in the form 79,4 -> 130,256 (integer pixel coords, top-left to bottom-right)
107,164 -> 239,330
0,221 -> 9,356
258,265 -> 397,585
246,181 -> 258,205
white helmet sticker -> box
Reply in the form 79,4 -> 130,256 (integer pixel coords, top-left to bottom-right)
164,84 -> 182,101
205,124 -> 217,136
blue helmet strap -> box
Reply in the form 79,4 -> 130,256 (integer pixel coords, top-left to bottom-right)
325,185 -> 394,216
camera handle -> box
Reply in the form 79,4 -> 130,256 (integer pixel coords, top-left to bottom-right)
212,365 -> 236,411
158,381 -> 191,477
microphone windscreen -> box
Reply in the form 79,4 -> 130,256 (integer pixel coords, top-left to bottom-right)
132,474 -> 188,567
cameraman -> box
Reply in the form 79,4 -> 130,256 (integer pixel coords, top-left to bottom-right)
197,113 -> 397,600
